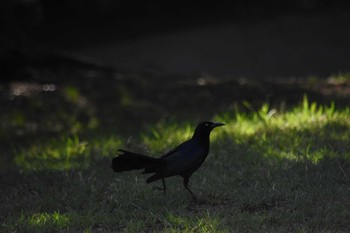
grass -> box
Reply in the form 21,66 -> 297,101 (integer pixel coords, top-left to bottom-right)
1,95 -> 350,232
1,67 -> 350,232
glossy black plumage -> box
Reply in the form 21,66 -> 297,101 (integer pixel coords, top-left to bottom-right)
112,121 -> 224,199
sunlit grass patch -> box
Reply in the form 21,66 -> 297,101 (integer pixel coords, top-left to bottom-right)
164,212 -> 227,233
214,96 -> 350,163
14,135 -> 88,171
3,211 -> 73,232
27,211 -> 71,227
14,135 -> 122,172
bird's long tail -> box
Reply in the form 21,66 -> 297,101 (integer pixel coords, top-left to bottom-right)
112,149 -> 165,172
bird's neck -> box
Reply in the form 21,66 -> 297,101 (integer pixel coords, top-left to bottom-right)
192,132 -> 210,147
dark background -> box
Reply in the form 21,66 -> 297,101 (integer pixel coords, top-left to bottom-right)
1,0 -> 350,82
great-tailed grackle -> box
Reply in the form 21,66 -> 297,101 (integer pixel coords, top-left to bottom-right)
112,121 -> 224,199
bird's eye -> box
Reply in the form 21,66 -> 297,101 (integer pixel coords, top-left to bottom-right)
205,123 -> 209,127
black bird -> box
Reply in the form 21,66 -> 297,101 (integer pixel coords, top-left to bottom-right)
112,121 -> 224,199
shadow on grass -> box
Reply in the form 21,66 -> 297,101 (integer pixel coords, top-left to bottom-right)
1,152 -> 349,231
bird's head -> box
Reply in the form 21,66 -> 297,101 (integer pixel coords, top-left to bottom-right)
193,121 -> 225,139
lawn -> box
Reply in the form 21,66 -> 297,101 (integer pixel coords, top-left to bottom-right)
1,66 -> 350,232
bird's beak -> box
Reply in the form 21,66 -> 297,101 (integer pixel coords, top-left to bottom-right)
212,122 -> 225,128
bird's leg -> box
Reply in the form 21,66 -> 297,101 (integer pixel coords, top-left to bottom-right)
161,178 -> 166,195
183,176 -> 198,200
152,178 -> 167,195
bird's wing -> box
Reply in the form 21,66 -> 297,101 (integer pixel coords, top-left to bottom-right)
160,139 -> 191,158
159,139 -> 207,176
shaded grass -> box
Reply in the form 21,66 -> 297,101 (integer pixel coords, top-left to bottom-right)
1,95 -> 350,232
